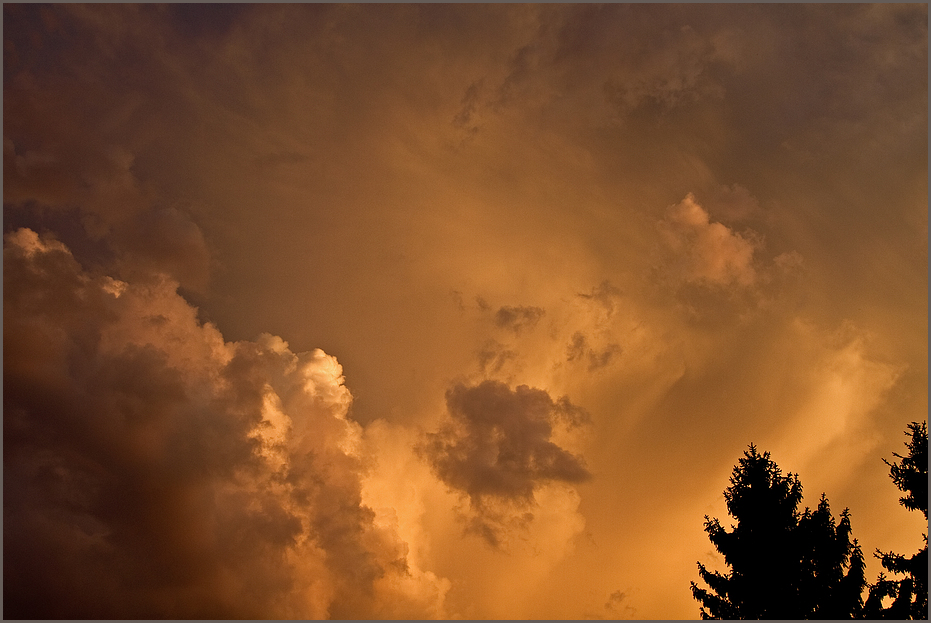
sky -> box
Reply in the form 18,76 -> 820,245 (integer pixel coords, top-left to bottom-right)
3,3 -> 928,619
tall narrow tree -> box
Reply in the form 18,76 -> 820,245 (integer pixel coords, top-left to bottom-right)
691,445 -> 866,619
863,422 -> 928,620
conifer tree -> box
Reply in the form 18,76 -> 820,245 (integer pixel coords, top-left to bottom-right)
863,422 -> 928,620
691,445 -> 866,619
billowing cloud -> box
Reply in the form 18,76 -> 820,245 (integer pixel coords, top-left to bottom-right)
657,192 -> 760,287
418,380 -> 590,547
3,229 -> 447,619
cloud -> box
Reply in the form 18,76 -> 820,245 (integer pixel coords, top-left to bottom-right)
566,331 -> 622,372
114,206 -> 212,292
578,280 -> 623,316
601,21 -> 734,115
3,4 -> 925,619
477,339 -> 518,377
566,332 -> 588,362
494,305 -> 546,335
715,184 -> 764,220
651,192 -> 811,328
605,589 -> 638,619
3,228 -> 447,619
657,193 -> 760,287
452,79 -> 485,141
358,420 -> 455,619
773,250 -> 804,272
418,380 -> 590,547
769,320 -> 906,491
5,60 -> 212,292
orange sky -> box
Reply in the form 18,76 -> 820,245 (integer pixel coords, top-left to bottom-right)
3,4 -> 928,619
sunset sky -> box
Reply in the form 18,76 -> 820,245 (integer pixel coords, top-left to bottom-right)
3,4 -> 928,619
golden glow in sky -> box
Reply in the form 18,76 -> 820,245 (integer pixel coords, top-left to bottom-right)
3,4 -> 927,619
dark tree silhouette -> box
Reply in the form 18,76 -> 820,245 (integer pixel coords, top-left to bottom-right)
691,445 -> 866,619
863,421 -> 928,620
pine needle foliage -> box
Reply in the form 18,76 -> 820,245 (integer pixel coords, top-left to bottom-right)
863,422 -> 928,620
691,445 -> 866,619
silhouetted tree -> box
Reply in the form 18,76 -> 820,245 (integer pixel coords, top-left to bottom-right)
691,445 -> 866,619
863,422 -> 928,620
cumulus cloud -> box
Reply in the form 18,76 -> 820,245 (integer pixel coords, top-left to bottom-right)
418,380 -> 590,548
3,229 -> 447,619
494,305 -> 546,334
5,129 -> 212,292
657,192 -> 760,287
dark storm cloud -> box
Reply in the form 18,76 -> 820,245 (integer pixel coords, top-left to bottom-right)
418,380 -> 590,546
494,305 -> 545,334
2,229 -> 446,619
3,4 -> 215,293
